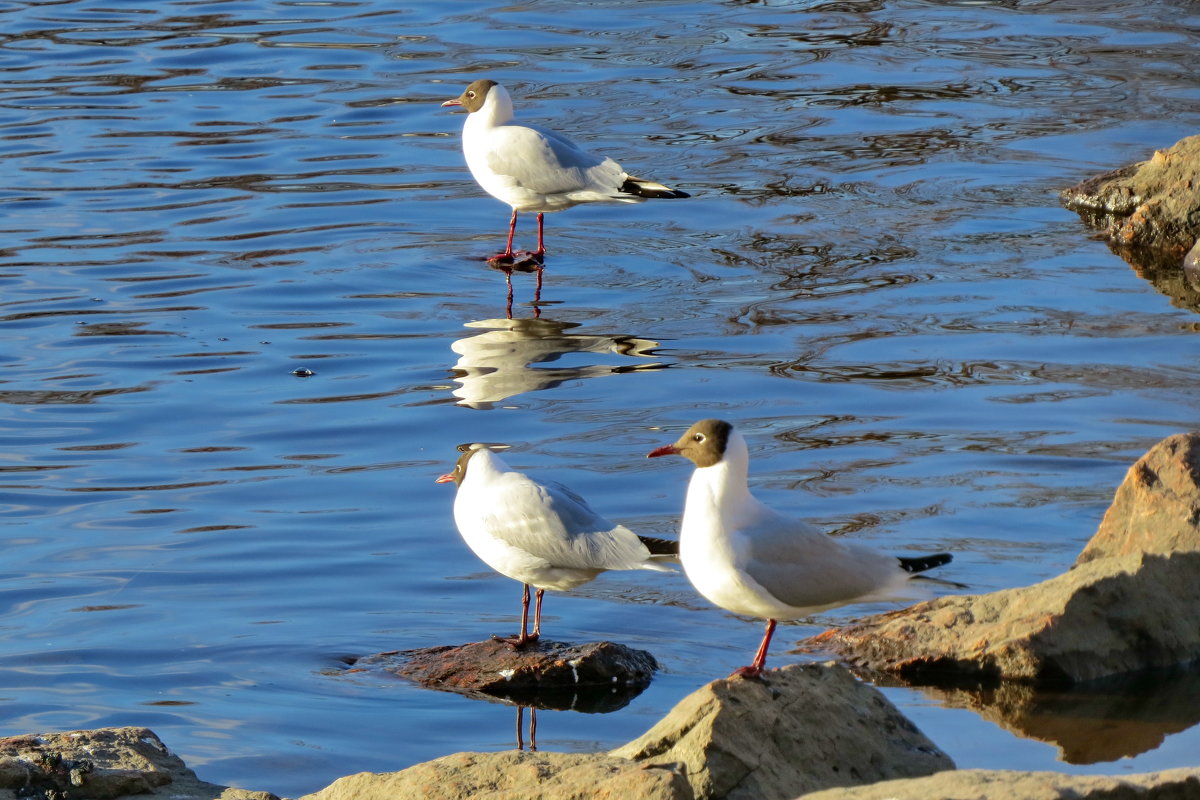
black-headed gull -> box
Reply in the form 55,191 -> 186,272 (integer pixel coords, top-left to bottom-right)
441,79 -> 688,266
437,442 -> 676,647
647,419 -> 952,678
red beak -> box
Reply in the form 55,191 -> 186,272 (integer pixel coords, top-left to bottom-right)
434,473 -> 455,483
440,98 -> 462,108
646,445 -> 680,459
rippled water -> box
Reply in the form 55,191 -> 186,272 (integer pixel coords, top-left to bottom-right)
3,0 -> 1200,795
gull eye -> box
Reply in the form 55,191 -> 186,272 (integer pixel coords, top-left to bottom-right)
466,91 -> 476,98
693,433 -> 706,443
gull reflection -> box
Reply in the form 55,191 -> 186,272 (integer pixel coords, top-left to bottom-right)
449,317 -> 667,409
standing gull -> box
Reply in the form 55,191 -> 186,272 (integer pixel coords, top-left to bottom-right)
647,419 -> 952,677
437,442 -> 675,647
441,79 -> 688,266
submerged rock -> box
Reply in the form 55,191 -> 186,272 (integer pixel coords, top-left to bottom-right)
0,727 -> 277,800
805,433 -> 1200,685
796,767 -> 1200,800
351,639 -> 657,712
1060,134 -> 1200,263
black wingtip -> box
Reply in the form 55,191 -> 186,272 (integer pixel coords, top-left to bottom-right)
638,535 -> 679,556
898,552 -> 953,574
620,176 -> 690,199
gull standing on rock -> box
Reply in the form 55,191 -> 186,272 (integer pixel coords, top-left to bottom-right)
437,442 -> 676,647
441,79 -> 688,268
647,419 -> 953,678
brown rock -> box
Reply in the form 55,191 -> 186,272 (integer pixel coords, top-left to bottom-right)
796,767 -> 1200,800
352,639 -> 657,712
0,727 -> 279,800
611,663 -> 953,800
296,751 -> 691,800
1061,134 -> 1200,258
1077,432 -> 1200,563
804,432 -> 1200,685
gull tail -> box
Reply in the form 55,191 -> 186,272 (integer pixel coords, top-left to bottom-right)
638,534 -> 679,557
620,175 -> 690,199
897,552 -> 952,574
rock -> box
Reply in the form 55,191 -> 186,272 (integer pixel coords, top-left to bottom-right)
804,433 -> 1200,685
1060,134 -> 1200,261
295,751 -> 691,800
300,662 -> 951,800
611,663 -> 953,800
1077,432 -> 1200,563
0,727 -> 279,800
796,767 -> 1200,800
351,639 -> 657,712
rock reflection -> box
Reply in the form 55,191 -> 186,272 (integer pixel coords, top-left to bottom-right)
908,668 -> 1200,764
448,318 -> 667,409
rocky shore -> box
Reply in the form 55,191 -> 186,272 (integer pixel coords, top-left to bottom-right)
4,428 -> 1200,799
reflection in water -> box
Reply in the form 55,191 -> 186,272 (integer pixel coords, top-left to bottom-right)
449,318 -> 667,409
915,668 -> 1200,764
516,705 -> 537,751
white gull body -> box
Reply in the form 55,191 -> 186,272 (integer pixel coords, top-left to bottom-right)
441,79 -> 687,261
648,419 -> 951,676
438,443 -> 674,644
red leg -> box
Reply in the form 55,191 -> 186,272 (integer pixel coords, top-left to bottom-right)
532,588 -> 545,638
493,583 -> 538,648
529,706 -> 538,752
488,210 -> 518,264
732,619 -> 777,679
533,212 -> 545,257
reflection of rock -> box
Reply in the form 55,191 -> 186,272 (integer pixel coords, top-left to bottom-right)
805,433 -> 1200,685
449,317 -> 665,409
302,663 -> 953,800
908,668 -> 1200,764
0,726 -> 278,800
799,767 -> 1200,800
1060,134 -> 1200,256
353,639 -> 656,713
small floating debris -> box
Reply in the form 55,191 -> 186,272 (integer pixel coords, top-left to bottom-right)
291,367 -> 315,377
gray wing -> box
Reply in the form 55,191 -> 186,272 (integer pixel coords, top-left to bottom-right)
479,471 -> 655,571
740,510 -> 906,610
485,123 -> 626,197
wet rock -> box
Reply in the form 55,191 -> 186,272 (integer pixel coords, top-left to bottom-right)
0,727 -> 278,800
611,663 -> 953,800
295,751 -> 691,800
352,639 -> 657,711
796,767 -> 1200,800
1060,134 -> 1200,261
805,433 -> 1200,685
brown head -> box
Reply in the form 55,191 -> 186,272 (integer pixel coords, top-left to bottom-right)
434,441 -> 508,486
646,419 -> 734,468
440,79 -> 498,113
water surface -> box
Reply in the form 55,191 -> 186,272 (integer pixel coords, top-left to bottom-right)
3,0 -> 1200,795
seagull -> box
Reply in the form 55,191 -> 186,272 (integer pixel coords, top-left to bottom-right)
440,79 -> 688,266
436,442 -> 676,647
647,419 -> 952,678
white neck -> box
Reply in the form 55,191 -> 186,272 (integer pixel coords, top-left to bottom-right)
682,428 -> 757,531
468,84 -> 514,130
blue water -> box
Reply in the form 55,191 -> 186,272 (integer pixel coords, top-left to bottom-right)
3,0 -> 1200,795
